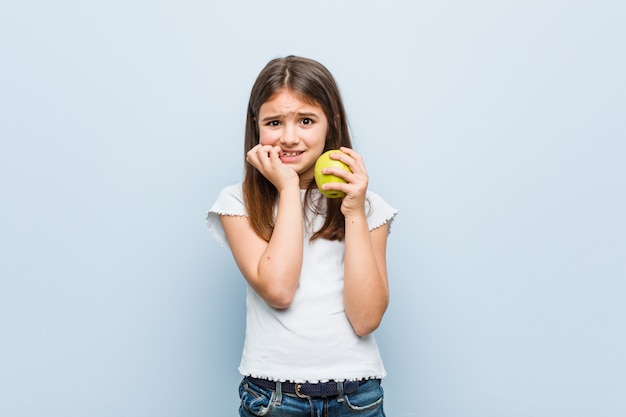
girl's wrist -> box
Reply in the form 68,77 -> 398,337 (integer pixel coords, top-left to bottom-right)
343,210 -> 367,225
276,184 -> 302,201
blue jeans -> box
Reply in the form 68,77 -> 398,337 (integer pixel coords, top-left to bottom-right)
238,377 -> 386,417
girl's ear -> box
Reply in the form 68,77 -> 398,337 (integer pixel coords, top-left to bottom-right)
334,114 -> 341,130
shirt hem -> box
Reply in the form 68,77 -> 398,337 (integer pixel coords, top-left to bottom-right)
238,369 -> 387,383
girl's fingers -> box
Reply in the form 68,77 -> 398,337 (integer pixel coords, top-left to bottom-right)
326,147 -> 362,175
248,145 -> 278,170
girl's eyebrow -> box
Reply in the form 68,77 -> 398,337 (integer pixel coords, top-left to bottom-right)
260,111 -> 320,122
297,112 -> 320,118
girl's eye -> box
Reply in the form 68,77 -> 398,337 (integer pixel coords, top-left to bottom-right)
301,118 -> 313,125
267,120 -> 280,127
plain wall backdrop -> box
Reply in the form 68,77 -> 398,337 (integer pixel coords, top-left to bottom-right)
1,1 -> 625,416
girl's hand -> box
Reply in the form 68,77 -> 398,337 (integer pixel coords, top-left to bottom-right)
247,144 -> 300,192
319,147 -> 369,217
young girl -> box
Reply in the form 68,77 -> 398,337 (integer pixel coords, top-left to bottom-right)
207,56 -> 397,417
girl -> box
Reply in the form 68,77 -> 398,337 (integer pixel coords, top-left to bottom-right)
207,56 -> 397,417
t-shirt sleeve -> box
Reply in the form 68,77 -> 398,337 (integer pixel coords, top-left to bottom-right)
206,183 -> 247,249
366,191 -> 398,233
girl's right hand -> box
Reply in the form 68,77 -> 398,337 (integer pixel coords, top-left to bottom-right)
246,144 -> 300,192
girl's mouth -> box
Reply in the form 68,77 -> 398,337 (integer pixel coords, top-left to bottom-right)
280,151 -> 304,163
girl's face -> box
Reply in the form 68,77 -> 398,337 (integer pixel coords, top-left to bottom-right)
258,88 -> 328,188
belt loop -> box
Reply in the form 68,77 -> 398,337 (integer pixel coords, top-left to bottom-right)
275,381 -> 282,406
336,381 -> 344,403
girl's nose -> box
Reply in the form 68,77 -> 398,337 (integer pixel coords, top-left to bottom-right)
280,125 -> 298,146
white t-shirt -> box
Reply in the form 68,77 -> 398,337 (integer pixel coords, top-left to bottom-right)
207,183 -> 397,383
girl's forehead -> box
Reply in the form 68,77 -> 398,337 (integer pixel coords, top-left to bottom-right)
265,88 -> 319,108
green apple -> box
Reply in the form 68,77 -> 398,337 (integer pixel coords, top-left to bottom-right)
314,150 -> 351,198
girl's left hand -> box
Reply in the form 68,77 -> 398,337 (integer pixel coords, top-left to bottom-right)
320,147 -> 369,217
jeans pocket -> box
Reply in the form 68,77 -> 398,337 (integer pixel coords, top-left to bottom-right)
342,379 -> 384,412
239,378 -> 278,417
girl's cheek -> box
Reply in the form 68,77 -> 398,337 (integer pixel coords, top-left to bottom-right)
260,134 -> 278,146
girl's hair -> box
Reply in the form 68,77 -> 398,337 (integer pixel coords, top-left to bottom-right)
243,55 -> 352,242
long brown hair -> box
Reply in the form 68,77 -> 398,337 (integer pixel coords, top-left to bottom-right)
242,56 -> 352,242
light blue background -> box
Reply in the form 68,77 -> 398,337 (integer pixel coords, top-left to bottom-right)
1,1 -> 625,416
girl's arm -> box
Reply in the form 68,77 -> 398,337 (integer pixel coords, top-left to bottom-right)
319,147 -> 390,336
343,216 -> 390,336
221,145 -> 304,309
